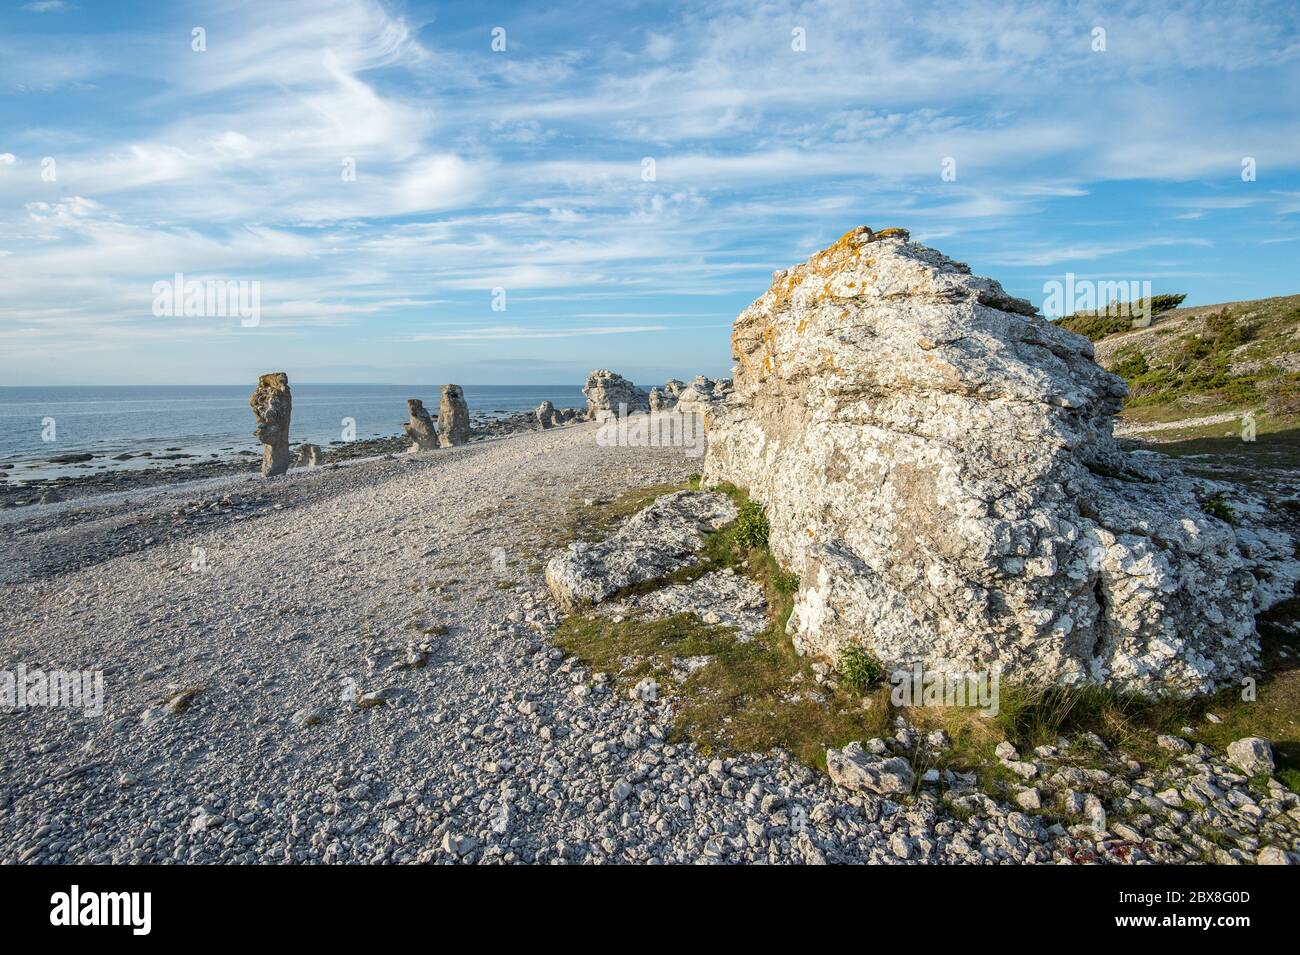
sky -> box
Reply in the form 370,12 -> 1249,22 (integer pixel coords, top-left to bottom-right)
0,0 -> 1298,386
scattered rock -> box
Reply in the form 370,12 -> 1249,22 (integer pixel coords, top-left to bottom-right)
441,831 -> 478,857
826,741 -> 915,795
1227,737 -> 1275,776
295,443 -> 322,468
1015,788 -> 1042,810
292,707 -> 326,727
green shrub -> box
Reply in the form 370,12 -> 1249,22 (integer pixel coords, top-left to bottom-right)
734,499 -> 770,550
772,568 -> 800,595
1202,494 -> 1237,525
839,646 -> 883,693
1149,293 -> 1188,315
1111,350 -> 1149,380
1055,293 -> 1187,341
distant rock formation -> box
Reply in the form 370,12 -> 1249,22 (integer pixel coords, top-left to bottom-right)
295,443 -> 322,468
536,400 -> 557,429
703,225 -> 1298,695
249,372 -> 292,477
582,369 -> 649,419
439,385 -> 471,446
674,375 -> 731,416
649,378 -> 687,411
403,399 -> 439,452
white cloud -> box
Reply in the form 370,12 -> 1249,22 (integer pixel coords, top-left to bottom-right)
1,0 -> 1297,384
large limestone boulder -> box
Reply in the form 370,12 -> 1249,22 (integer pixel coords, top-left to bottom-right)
702,226 -> 1296,695
582,369 -> 649,419
439,385 -> 470,447
536,400 -> 557,429
249,372 -> 292,477
404,399 -> 439,452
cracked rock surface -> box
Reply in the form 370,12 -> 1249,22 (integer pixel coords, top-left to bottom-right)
544,490 -> 737,611
703,226 -> 1300,694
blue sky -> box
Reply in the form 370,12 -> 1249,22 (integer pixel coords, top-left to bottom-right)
1,0 -> 1298,386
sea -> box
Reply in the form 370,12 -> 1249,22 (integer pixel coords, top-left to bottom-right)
0,384 -> 588,478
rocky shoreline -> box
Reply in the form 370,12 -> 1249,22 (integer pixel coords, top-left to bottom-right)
0,370 -> 737,510
0,409 -> 583,510
3,424 -> 1295,864
2,231 -> 1296,866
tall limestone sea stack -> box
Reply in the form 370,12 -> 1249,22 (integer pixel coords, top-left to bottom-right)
404,398 -> 439,452
583,369 -> 649,419
702,226 -> 1298,695
249,372 -> 292,477
439,384 -> 470,447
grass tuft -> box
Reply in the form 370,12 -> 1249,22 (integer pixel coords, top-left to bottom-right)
838,646 -> 883,693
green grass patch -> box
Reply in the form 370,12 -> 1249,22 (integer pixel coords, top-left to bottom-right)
571,482 -> 690,542
838,646 -> 884,693
553,478 -> 894,769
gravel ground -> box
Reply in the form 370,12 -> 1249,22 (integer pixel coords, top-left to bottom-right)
2,423 -> 1297,864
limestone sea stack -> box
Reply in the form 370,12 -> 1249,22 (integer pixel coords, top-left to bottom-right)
649,378 -> 686,411
439,385 -> 471,447
249,372 -> 292,477
536,400 -> 556,429
702,226 -> 1297,695
582,369 -> 649,419
403,399 -> 439,452
674,375 -> 731,417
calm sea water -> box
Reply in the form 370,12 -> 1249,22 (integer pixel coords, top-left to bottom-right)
0,384 -> 587,473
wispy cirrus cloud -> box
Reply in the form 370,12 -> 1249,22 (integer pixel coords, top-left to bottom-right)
0,0 -> 1297,385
